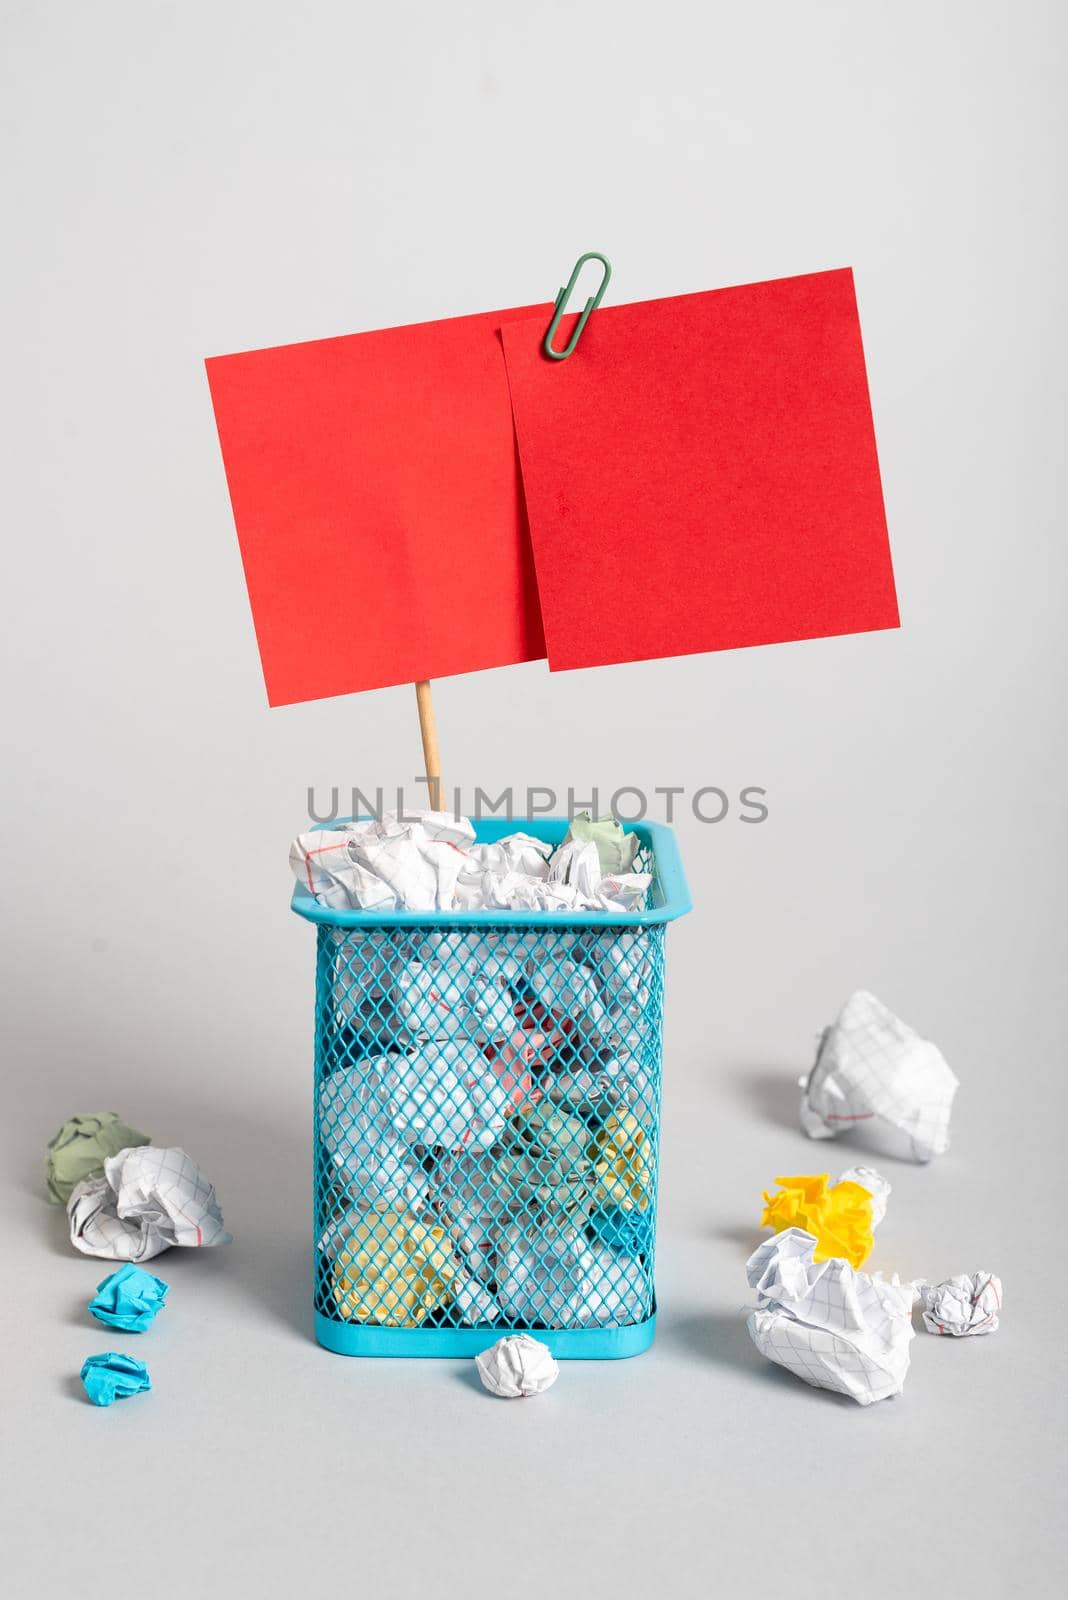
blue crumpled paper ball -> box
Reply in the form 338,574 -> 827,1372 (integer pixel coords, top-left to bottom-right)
80,1352 -> 151,1407
588,1204 -> 654,1258
88,1263 -> 169,1332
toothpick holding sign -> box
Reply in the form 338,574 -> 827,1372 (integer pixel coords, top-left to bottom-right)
414,679 -> 443,813
501,267 -> 898,671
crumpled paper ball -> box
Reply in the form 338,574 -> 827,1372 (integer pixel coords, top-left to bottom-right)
562,812 -> 639,875
80,1351 -> 151,1406
45,1112 -> 150,1204
496,1021 -> 569,1083
322,1203 -> 500,1326
485,1051 -> 539,1114
589,1111 -> 652,1212
397,958 -> 525,1047
450,1272 -> 502,1326
319,1060 -> 428,1211
383,1038 -> 515,1149
496,1222 -> 650,1328
526,963 -> 608,1048
67,1146 -> 231,1262
760,1166 -> 890,1269
475,1334 -> 559,1398
917,1272 -> 1002,1337
746,1228 -> 916,1405
333,1209 -> 458,1326
584,932 -> 651,1009
543,1067 -> 623,1124
589,1203 -> 654,1258
428,1146 -> 520,1281
464,962 -> 522,1044
88,1263 -> 169,1332
800,990 -> 959,1162
494,1101 -> 595,1216
291,810 -> 474,912
509,997 -> 584,1070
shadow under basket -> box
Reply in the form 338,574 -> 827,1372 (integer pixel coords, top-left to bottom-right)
291,818 -> 691,1358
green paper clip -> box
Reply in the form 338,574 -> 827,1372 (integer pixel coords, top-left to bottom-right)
543,251 -> 612,361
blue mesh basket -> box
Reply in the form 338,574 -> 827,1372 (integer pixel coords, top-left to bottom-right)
291,818 -> 691,1358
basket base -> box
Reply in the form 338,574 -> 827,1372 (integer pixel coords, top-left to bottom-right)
314,1309 -> 657,1360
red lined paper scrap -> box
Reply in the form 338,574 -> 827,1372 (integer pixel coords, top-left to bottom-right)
206,303 -> 550,706
500,268 -> 898,671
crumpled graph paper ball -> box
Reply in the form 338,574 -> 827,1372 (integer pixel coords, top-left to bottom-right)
746,1227 -> 916,1406
475,1334 -> 559,1398
67,1146 -> 231,1262
917,1272 -> 1002,1337
800,990 -> 958,1162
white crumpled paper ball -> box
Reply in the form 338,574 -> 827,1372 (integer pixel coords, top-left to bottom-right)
67,1146 -> 231,1262
801,990 -> 959,1163
917,1272 -> 1002,1337
475,1334 -> 559,1398
745,1228 -> 916,1405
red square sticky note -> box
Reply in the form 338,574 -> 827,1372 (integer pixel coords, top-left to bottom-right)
206,304 -> 550,706
500,268 -> 898,671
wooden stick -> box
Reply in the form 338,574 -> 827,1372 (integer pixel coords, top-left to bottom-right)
414,679 -> 443,812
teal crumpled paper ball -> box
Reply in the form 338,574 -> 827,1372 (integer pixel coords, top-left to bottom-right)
88,1264 -> 169,1332
589,1204 -> 654,1258
80,1352 -> 151,1407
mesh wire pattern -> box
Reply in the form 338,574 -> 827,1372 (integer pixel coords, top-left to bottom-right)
313,908 -> 666,1338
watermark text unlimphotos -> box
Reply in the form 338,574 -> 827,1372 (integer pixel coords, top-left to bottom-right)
306,782 -> 769,826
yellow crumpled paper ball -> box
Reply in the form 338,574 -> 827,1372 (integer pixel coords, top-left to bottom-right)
760,1172 -> 882,1268
589,1112 -> 651,1212
333,1209 -> 457,1326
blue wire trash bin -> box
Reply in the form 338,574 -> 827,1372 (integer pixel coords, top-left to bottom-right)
291,818 -> 691,1358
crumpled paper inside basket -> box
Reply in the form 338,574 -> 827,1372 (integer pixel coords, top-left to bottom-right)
590,1111 -> 653,1212
319,1061 -> 429,1210
493,1102 -> 597,1216
383,1040 -> 517,1150
330,1207 -> 499,1327
291,811 -> 651,914
497,1221 -> 649,1328
291,811 -> 474,912
563,812 -> 639,875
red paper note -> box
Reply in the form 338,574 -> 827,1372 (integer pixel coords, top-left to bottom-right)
205,304 -> 550,706
500,268 -> 898,671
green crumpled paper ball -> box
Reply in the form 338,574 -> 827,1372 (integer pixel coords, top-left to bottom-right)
563,812 -> 639,874
494,1101 -> 595,1218
45,1112 -> 151,1204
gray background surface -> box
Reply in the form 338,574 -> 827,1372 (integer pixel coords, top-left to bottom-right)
2,2 -> 1065,1596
